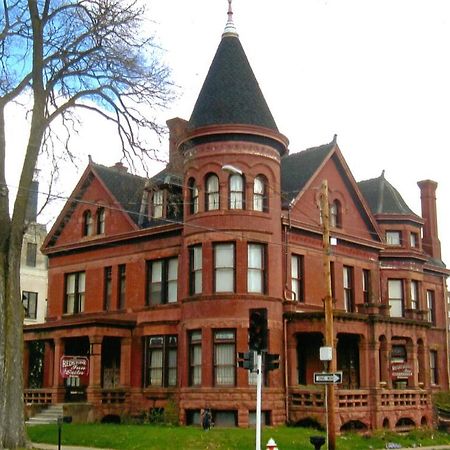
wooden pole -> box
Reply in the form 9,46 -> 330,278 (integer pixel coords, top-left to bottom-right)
320,180 -> 336,450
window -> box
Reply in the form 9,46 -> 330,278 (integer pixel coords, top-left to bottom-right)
206,174 -> 219,211
97,208 -> 105,234
410,232 -> 418,248
189,331 -> 202,386
118,264 -> 126,309
147,258 -> 178,305
426,290 -> 435,324
410,280 -> 419,310
189,245 -> 202,295
26,242 -> 37,267
330,200 -> 341,228
65,272 -> 86,314
104,266 -> 112,310
152,190 -> 164,219
83,210 -> 93,236
214,330 -> 235,386
362,269 -> 370,304
291,255 -> 304,302
248,243 -> 266,294
253,176 -> 267,212
189,179 -> 199,214
343,266 -> 354,312
229,174 -> 244,209
386,231 -> 401,246
429,350 -> 438,385
22,291 -> 38,319
388,279 -> 403,317
144,335 -> 177,387
214,243 -> 235,293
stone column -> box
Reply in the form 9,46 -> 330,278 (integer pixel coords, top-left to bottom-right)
52,338 -> 65,403
120,337 -> 132,388
87,336 -> 103,405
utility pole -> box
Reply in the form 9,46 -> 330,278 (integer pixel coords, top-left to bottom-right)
320,179 -> 337,450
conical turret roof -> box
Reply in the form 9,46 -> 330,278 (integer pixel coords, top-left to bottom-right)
188,12 -> 278,132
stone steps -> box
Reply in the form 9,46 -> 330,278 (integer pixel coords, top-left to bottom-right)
26,404 -> 64,425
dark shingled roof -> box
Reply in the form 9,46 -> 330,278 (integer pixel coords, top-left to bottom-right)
358,172 -> 417,216
188,35 -> 278,132
92,164 -> 147,225
281,142 -> 335,205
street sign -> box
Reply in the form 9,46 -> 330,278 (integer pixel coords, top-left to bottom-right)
313,371 -> 343,384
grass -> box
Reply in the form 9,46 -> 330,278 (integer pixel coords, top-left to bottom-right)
26,424 -> 450,450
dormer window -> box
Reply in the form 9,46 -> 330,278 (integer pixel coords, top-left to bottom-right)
97,208 -> 105,234
206,174 -> 219,211
153,190 -> 164,219
330,200 -> 342,228
83,210 -> 93,236
253,176 -> 267,212
229,174 -> 244,209
410,232 -> 419,248
386,231 -> 401,246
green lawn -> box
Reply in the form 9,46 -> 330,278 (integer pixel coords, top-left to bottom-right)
26,424 -> 450,450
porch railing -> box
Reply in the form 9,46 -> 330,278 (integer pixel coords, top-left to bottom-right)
101,389 -> 128,404
24,389 -> 53,404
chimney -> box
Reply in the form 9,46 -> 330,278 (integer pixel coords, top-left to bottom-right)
166,117 -> 188,174
417,179 -> 441,260
112,161 -> 128,174
25,180 -> 39,223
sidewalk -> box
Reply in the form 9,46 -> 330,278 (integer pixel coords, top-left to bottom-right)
32,444 -> 114,450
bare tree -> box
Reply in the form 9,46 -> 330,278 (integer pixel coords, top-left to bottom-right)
0,0 -> 172,447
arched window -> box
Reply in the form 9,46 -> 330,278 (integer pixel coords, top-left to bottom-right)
229,174 -> 244,209
205,174 -> 219,211
188,178 -> 199,214
330,200 -> 342,228
83,210 -> 93,236
253,176 -> 267,212
97,208 -> 105,234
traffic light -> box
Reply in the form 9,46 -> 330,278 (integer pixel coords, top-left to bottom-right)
237,351 -> 256,371
248,308 -> 268,353
264,353 -> 280,371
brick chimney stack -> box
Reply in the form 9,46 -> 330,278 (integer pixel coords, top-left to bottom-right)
417,179 -> 441,260
166,117 -> 188,174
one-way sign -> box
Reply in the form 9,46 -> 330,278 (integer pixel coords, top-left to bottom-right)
313,371 -> 343,384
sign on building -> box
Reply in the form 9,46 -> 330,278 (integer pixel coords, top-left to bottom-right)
60,355 -> 90,378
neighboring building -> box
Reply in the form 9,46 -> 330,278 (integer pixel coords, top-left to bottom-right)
22,180 -> 48,324
24,6 -> 449,431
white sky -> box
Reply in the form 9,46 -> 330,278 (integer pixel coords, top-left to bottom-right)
5,0 -> 450,265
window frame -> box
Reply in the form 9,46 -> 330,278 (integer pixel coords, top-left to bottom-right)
386,230 -> 402,246
213,329 -> 236,387
426,290 -> 436,325
83,210 -> 94,236
97,208 -> 105,234
152,190 -> 164,219
103,266 -> 112,311
291,254 -> 304,302
188,178 -> 199,214
189,245 -> 202,295
147,257 -> 179,305
388,279 -> 404,317
205,174 -> 220,211
189,330 -> 202,387
118,264 -> 126,310
213,242 -> 235,293
362,269 -> 371,304
22,291 -> 38,319
229,173 -> 244,210
410,280 -> 419,310
65,271 -> 86,314
144,335 -> 178,388
343,266 -> 354,312
247,243 -> 266,294
26,242 -> 37,267
330,200 -> 342,228
253,175 -> 267,212
429,350 -> 438,385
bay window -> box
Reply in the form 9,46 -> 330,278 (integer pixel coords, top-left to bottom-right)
248,243 -> 266,294
214,330 -> 235,386
214,243 -> 235,293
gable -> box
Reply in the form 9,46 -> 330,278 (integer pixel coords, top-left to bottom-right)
43,165 -> 142,251
286,146 -> 382,245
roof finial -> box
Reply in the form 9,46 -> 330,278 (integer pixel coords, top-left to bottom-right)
222,0 -> 238,38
